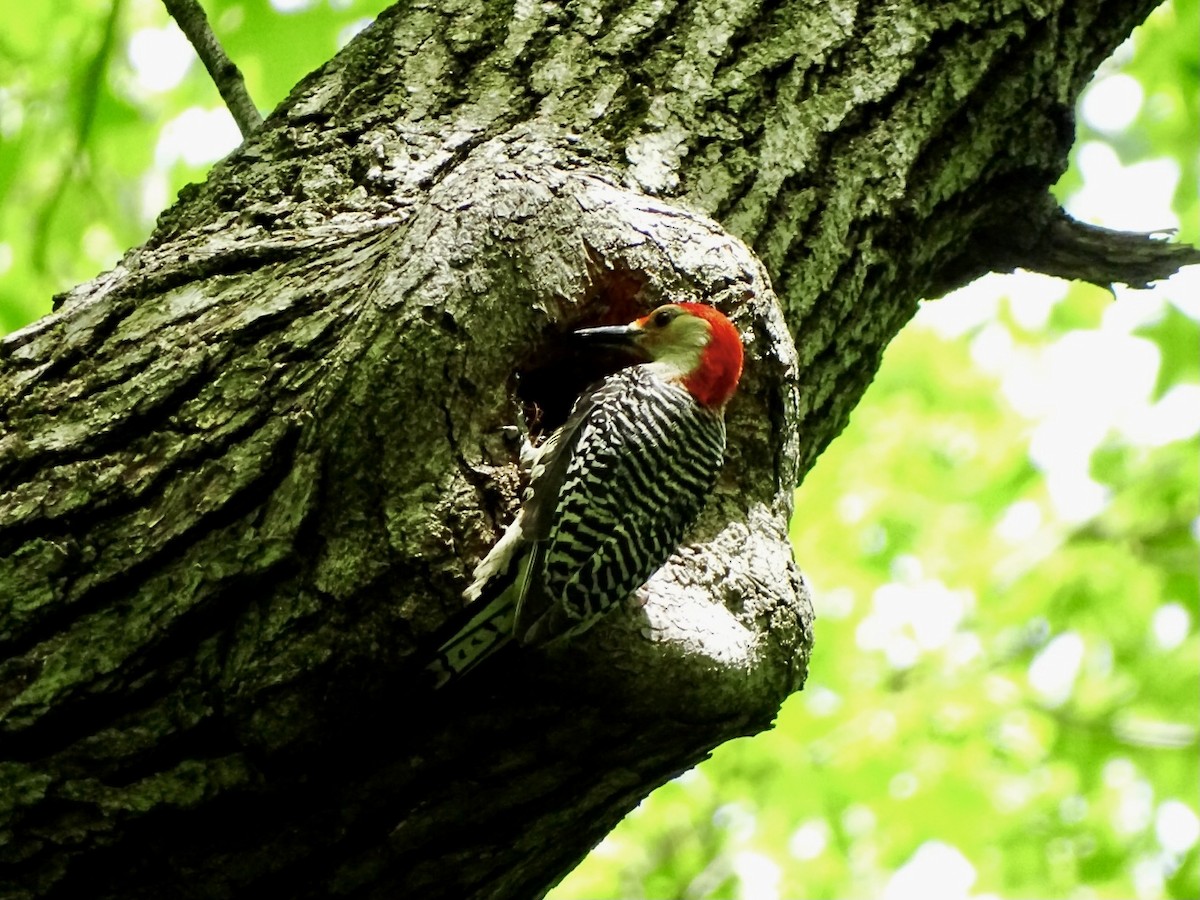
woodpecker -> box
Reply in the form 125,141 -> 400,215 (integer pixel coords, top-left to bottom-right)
428,302 -> 744,687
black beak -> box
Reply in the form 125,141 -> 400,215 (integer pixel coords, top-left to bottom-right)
573,323 -> 643,349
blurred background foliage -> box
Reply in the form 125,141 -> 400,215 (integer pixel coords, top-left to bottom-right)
0,1 -> 1196,898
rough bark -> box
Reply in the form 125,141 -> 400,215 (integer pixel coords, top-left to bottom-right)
1,0 -> 1194,898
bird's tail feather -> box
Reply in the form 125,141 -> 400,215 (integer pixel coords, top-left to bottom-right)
426,590 -> 518,688
426,516 -> 535,688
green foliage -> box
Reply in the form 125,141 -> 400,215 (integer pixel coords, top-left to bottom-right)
0,0 -> 391,333
1122,0 -> 1199,235
1,0 -> 1196,897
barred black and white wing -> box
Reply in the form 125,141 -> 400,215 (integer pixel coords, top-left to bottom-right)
513,366 -> 725,645
427,365 -> 725,687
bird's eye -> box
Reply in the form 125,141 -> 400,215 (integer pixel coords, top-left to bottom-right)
653,309 -> 674,328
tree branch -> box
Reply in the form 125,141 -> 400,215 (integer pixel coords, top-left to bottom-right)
1025,211 -> 1200,289
162,0 -> 261,138
931,190 -> 1200,295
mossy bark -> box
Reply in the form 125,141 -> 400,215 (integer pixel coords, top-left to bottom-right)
1,1 -> 1192,898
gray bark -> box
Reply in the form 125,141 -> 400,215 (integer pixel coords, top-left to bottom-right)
1,0 -> 1194,898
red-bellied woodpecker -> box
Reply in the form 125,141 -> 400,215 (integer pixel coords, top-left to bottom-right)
428,302 -> 744,687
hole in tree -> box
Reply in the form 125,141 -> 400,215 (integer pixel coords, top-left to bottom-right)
514,268 -> 654,441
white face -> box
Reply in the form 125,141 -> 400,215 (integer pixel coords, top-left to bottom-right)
637,306 -> 711,377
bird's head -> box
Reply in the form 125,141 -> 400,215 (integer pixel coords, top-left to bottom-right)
575,303 -> 744,408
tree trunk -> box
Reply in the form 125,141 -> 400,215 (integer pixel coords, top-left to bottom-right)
1,1 -> 1193,898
